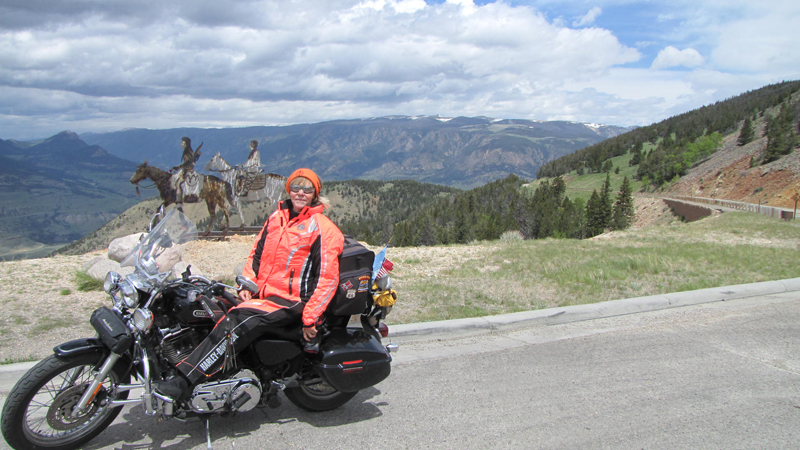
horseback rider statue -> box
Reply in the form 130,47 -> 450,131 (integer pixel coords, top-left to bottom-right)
236,140 -> 264,197
172,136 -> 203,208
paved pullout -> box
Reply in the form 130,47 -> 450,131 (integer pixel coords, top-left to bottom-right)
2,279 -> 800,449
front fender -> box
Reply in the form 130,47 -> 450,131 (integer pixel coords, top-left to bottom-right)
54,337 -> 107,358
54,338 -> 136,378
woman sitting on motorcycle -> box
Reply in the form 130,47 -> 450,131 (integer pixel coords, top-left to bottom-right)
155,168 -> 345,400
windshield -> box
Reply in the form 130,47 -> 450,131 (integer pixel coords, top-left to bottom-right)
120,209 -> 198,276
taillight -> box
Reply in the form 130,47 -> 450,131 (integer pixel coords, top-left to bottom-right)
342,359 -> 364,374
378,322 -> 389,338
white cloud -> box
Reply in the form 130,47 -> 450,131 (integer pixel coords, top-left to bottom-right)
573,7 -> 602,27
710,3 -> 800,76
0,0 -> 798,140
651,46 -> 705,69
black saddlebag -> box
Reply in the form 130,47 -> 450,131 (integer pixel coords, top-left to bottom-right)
327,236 -> 375,316
90,307 -> 134,353
317,328 -> 391,393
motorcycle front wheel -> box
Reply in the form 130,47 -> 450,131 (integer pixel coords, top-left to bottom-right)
284,376 -> 357,412
1,353 -> 130,450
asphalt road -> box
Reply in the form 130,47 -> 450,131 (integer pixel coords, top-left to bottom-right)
2,290 -> 800,449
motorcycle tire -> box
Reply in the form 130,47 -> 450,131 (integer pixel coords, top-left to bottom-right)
284,376 -> 357,412
1,353 -> 130,450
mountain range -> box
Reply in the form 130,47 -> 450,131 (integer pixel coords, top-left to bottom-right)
0,131 -> 141,257
1,116 -> 629,259
81,116 -> 632,188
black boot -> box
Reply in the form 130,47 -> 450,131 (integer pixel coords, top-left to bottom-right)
153,375 -> 189,401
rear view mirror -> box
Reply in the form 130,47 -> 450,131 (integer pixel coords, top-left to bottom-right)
236,275 -> 258,294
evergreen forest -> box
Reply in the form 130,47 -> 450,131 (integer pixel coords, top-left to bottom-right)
333,80 -> 800,247
537,80 -> 800,183
330,172 -> 635,246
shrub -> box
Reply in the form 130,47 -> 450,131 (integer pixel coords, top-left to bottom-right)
74,271 -> 103,292
500,230 -> 524,242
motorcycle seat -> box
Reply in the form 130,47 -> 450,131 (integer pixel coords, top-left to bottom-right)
256,325 -> 302,342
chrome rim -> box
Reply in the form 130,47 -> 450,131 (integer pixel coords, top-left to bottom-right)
23,363 -> 119,445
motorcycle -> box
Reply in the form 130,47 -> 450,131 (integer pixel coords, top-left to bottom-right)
1,209 -> 398,450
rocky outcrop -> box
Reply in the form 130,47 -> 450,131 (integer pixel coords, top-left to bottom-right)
84,232 -> 202,281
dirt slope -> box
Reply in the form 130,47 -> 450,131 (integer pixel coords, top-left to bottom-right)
664,126 -> 800,209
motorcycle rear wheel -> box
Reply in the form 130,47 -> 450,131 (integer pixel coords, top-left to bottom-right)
1,353 -> 130,450
284,376 -> 356,412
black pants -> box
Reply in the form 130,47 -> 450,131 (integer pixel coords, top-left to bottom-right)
176,297 -> 303,384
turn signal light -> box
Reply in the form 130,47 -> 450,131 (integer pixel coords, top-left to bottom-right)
378,322 -> 389,338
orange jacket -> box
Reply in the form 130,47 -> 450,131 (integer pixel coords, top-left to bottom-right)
241,200 -> 344,327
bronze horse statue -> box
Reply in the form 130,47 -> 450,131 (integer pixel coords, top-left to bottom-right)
130,161 -> 233,235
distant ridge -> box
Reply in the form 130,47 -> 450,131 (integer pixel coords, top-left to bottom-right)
80,115 -> 632,189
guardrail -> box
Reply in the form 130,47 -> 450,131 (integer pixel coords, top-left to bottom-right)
670,196 -> 794,220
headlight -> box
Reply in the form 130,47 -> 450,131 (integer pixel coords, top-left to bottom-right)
104,272 -> 121,293
118,278 -> 139,309
132,308 -> 154,331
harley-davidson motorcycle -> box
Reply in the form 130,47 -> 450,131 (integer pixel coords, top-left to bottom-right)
1,209 -> 398,450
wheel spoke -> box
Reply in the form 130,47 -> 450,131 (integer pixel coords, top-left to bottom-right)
26,415 -> 47,433
61,366 -> 86,389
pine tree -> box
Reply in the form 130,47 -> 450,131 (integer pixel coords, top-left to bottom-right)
737,116 -> 755,146
763,103 -> 799,164
552,176 -> 566,203
629,146 -> 641,166
599,173 -> 613,229
611,176 -> 635,230
585,190 -> 604,237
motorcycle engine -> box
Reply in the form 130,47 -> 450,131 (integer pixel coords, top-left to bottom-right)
189,369 -> 261,414
160,327 -> 203,367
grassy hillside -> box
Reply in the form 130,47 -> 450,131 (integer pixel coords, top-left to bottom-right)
56,178 -> 460,255
527,152 -> 645,203
391,211 -> 800,323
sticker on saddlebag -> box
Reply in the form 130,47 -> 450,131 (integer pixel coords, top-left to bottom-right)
340,280 -> 353,291
358,275 -> 370,292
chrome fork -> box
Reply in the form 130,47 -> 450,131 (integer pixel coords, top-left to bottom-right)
70,353 -> 121,418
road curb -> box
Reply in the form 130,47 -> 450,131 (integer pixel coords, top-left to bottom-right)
388,277 -> 800,342
3,278 -> 799,374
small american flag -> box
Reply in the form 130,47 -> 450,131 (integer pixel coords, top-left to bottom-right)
374,258 -> 393,281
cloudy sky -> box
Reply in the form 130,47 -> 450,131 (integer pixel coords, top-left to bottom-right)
1,0 -> 798,140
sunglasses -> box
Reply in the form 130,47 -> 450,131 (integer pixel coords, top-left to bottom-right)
289,184 -> 315,194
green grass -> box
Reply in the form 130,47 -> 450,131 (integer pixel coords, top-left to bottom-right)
59,288 -> 71,296
31,317 -> 75,334
393,211 -> 800,324
9,315 -> 29,325
528,152 -> 645,203
74,271 -> 104,292
0,355 -> 40,365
